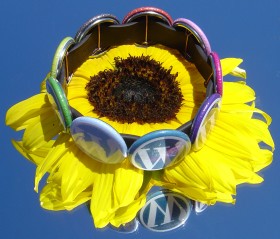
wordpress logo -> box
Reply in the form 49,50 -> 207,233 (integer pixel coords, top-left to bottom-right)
139,190 -> 191,232
130,136 -> 190,170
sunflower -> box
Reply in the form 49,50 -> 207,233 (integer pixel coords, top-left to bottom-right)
6,7 -> 274,232
68,44 -> 202,136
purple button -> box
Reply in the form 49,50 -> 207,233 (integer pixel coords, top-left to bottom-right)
190,93 -> 221,150
173,18 -> 211,55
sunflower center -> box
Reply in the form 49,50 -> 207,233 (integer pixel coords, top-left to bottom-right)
86,55 -> 183,124
113,77 -> 159,104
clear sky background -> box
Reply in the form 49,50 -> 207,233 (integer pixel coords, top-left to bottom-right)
1,0 -> 280,238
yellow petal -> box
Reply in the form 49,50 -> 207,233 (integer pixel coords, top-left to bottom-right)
222,82 -> 255,104
40,180 -> 91,211
110,193 -> 147,228
90,163 -> 117,228
163,92 -> 274,204
90,159 -> 144,228
35,134 -> 71,192
205,113 -> 273,174
60,148 -> 96,203
220,58 -> 243,76
110,173 -> 154,227
6,94 -> 48,131
22,110 -> 63,151
230,66 -> 246,79
11,140 -> 54,165
113,159 -> 143,208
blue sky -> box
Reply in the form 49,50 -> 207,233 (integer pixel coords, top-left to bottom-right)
1,0 -> 280,238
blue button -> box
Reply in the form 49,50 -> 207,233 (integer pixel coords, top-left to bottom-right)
70,117 -> 127,164
139,190 -> 192,232
128,130 -> 191,171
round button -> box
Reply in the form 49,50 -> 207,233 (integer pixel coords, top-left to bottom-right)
51,37 -> 75,84
193,201 -> 208,214
75,14 -> 119,42
173,18 -> 211,55
70,117 -> 127,164
139,190 -> 192,232
128,130 -> 191,171
122,7 -> 173,25
190,93 -> 221,151
210,52 -> 223,95
46,77 -> 72,129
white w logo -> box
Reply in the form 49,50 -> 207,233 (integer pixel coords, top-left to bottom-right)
140,193 -> 190,232
136,146 -> 172,169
